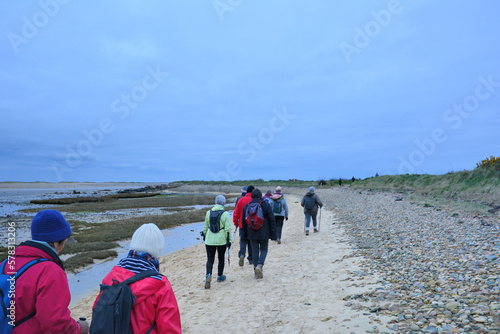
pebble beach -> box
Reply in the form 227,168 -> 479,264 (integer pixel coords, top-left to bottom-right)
312,187 -> 500,333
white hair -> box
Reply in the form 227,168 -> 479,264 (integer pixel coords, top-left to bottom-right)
215,195 -> 226,205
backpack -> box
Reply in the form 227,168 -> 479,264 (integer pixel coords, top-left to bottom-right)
1,258 -> 49,334
245,201 -> 265,230
272,200 -> 283,216
304,195 -> 315,210
209,210 -> 224,234
89,270 -> 160,334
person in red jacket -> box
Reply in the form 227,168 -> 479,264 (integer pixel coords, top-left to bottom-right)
2,209 -> 89,334
232,185 -> 254,266
93,223 -> 181,334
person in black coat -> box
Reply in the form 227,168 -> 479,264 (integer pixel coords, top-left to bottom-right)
242,188 -> 277,279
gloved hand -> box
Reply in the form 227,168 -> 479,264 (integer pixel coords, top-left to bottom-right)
200,231 -> 205,241
285,216 -> 288,221
226,242 -> 231,248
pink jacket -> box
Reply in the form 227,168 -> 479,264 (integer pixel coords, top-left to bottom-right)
5,241 -> 81,334
93,266 -> 181,334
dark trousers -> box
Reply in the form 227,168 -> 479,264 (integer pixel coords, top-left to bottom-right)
238,228 -> 253,260
275,216 -> 284,240
206,244 -> 227,277
250,239 -> 269,267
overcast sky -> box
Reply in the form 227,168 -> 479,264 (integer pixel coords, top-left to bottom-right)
1,1 -> 499,182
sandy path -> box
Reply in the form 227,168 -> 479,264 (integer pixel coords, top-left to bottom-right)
70,195 -> 392,333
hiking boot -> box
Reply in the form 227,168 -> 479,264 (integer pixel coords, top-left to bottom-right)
277,239 -> 281,244
254,270 -> 258,279
314,228 -> 318,233
205,274 -> 212,289
255,264 -> 263,279
239,256 -> 244,267
217,275 -> 226,282
305,230 -> 309,236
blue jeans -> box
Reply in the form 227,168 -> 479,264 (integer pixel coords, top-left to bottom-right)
275,216 -> 284,240
305,212 -> 318,229
238,228 -> 253,260
250,239 -> 269,267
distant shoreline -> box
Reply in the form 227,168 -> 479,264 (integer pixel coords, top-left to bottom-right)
0,182 -> 165,189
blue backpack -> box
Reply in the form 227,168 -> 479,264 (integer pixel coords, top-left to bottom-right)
1,258 -> 49,334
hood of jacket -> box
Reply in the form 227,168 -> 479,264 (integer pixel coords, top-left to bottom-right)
101,266 -> 166,304
305,192 -> 315,197
271,194 -> 284,200
14,240 -> 64,270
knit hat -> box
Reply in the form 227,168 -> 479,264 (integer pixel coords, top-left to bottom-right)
246,185 -> 255,193
275,186 -> 282,193
251,188 -> 263,199
309,186 -> 315,192
241,186 -> 248,193
31,209 -> 75,243
129,223 -> 165,259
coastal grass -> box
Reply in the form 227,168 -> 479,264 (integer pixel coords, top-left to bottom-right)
29,192 -> 161,205
350,167 -> 500,214
63,250 -> 118,273
22,194 -> 237,214
69,209 -> 207,244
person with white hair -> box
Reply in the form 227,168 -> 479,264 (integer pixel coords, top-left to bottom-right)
301,186 -> 324,235
202,194 -> 232,289
92,223 -> 181,333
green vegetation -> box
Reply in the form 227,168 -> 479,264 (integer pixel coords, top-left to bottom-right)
351,168 -> 499,199
350,162 -> 500,215
29,192 -> 161,205
22,194 -> 236,214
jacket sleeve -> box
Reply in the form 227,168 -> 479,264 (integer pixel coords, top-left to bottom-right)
223,212 -> 232,243
203,210 -> 210,237
264,202 -> 277,240
36,264 -> 82,334
315,194 -> 324,208
241,204 -> 248,240
283,198 -> 289,218
232,200 -> 242,226
300,196 -> 305,207
155,279 -> 182,334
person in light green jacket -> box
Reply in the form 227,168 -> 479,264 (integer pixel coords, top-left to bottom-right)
203,195 -> 232,289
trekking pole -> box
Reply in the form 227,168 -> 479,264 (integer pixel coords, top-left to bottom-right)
318,208 -> 322,232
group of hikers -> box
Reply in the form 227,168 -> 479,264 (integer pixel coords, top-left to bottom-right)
1,186 -> 323,333
202,185 -> 323,288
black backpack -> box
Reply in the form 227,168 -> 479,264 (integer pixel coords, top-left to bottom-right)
209,210 -> 225,233
89,270 -> 160,334
304,195 -> 315,210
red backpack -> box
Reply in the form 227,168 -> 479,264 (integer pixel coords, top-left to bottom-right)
245,201 -> 265,230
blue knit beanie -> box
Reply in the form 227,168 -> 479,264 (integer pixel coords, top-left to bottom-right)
309,186 -> 315,192
31,210 -> 73,243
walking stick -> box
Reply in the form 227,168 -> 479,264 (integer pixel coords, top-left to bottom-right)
318,207 -> 322,232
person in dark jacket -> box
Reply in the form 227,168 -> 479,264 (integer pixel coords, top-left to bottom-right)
241,188 -> 277,279
300,187 -> 324,235
235,186 -> 247,205
1,209 -> 89,334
